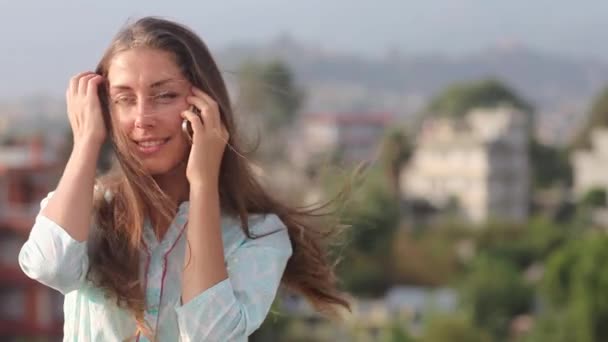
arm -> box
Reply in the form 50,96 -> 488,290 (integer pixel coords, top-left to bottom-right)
180,185 -> 227,303
19,141 -> 101,293
176,87 -> 292,339
18,72 -> 106,293
40,140 -> 101,242
18,187 -> 92,294
41,71 -> 106,242
176,211 -> 292,341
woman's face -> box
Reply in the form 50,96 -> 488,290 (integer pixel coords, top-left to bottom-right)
107,48 -> 191,176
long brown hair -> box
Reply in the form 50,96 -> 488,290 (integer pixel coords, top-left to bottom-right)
87,16 -> 350,338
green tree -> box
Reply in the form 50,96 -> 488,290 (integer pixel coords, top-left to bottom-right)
459,256 -> 533,340
335,167 -> 401,296
236,59 -> 304,130
571,86 -> 608,149
384,321 -> 416,342
474,218 -> 568,269
580,187 -> 607,208
380,127 -> 412,198
420,314 -> 492,342
540,235 -> 608,342
427,79 -> 532,118
391,228 -> 460,286
529,141 -> 572,189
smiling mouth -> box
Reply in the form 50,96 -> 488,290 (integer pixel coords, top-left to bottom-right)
134,138 -> 170,154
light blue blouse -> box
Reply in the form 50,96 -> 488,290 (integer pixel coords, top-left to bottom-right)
18,191 -> 292,341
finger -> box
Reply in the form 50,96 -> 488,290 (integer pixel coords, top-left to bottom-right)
86,75 -> 105,98
70,71 -> 95,96
192,87 -> 220,115
201,91 -> 223,129
78,74 -> 98,96
194,88 -> 217,108
186,95 -> 209,115
187,96 -> 217,131
181,109 -> 205,137
217,124 -> 230,143
190,90 -> 220,129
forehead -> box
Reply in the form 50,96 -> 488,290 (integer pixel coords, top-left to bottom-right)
107,48 -> 184,87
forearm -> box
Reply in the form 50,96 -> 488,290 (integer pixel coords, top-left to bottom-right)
41,140 -> 101,242
181,185 -> 228,303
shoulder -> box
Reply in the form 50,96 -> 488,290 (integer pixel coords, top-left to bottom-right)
220,213 -> 291,256
222,213 -> 287,236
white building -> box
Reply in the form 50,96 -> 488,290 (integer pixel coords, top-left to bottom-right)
400,106 -> 530,223
571,128 -> 608,199
290,112 -> 393,167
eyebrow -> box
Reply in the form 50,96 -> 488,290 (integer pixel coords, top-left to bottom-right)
110,78 -> 178,91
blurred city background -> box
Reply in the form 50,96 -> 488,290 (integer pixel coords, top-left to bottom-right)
3,1 -> 608,341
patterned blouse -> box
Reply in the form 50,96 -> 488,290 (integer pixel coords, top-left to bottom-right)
18,191 -> 292,341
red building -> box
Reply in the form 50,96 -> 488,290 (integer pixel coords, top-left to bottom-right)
0,138 -> 63,340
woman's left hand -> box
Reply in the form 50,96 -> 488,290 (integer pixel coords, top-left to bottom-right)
181,87 -> 229,189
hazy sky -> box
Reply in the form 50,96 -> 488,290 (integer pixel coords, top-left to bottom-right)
1,0 -> 607,97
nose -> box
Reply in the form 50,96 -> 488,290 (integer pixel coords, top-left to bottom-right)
134,100 -> 156,128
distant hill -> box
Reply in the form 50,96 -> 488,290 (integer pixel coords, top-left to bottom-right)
4,36 -> 607,145
217,36 -> 608,118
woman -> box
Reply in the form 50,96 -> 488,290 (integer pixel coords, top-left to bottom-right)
18,17 -> 349,341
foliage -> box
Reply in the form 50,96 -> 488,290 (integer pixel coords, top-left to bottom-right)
419,314 -> 492,342
427,79 -> 533,117
236,59 -> 304,130
459,256 -> 533,340
539,234 -> 608,342
570,86 -> 608,149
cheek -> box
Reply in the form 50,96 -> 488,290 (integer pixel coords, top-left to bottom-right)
162,101 -> 189,127
157,111 -> 185,133
116,116 -> 134,133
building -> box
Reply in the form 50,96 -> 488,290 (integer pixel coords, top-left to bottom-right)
400,106 -> 530,223
0,137 -> 63,339
571,128 -> 608,199
290,112 -> 393,167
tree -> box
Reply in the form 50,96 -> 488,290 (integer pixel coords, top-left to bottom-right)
334,167 -> 401,296
427,79 -> 533,118
459,256 -> 533,340
236,59 -> 304,162
529,141 -> 572,189
473,218 -> 568,270
391,228 -> 460,286
570,86 -> 608,150
540,235 -> 608,342
236,59 -> 304,130
580,187 -> 607,208
380,128 -> 412,198
420,314 -> 492,342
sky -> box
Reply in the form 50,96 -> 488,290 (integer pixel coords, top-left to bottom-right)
1,0 -> 607,97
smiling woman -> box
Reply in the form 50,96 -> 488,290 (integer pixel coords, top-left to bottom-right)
17,16 -> 350,341
107,49 -> 193,175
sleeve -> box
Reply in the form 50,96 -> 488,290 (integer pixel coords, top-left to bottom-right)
174,213 -> 293,341
18,191 -> 90,294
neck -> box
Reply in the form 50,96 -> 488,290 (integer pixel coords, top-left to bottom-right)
149,162 -> 189,240
153,162 -> 189,205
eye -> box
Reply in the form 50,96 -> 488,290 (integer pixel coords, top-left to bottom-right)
113,96 -> 136,105
154,92 -> 178,102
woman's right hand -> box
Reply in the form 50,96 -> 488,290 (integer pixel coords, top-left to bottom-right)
66,71 -> 107,147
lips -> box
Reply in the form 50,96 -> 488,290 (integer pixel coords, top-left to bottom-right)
133,137 -> 170,154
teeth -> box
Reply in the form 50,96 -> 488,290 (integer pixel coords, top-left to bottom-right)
138,140 -> 165,147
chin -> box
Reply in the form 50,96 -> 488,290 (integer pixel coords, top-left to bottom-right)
142,160 -> 183,176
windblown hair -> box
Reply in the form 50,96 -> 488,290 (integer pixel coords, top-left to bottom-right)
87,16 -> 350,339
